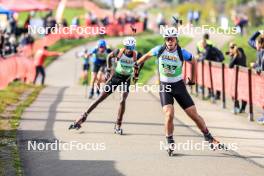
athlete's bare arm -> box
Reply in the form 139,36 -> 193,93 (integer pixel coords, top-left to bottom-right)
136,52 -> 152,65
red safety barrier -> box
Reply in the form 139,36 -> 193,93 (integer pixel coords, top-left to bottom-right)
0,55 -> 35,89
106,22 -> 144,36
183,60 -> 264,120
252,73 -> 264,108
106,23 -> 124,36
0,23 -> 145,90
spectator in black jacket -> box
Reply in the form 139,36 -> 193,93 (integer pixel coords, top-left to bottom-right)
198,42 -> 224,63
226,43 -> 247,114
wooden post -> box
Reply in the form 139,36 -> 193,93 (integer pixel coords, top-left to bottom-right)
209,61 -> 215,103
201,60 -> 205,99
221,63 -> 226,108
248,68 -> 254,121
234,65 -> 239,114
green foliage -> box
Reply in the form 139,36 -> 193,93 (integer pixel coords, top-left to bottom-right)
150,1 -> 216,24
17,8 -> 87,27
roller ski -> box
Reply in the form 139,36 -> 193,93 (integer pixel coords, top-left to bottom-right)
204,132 -> 228,151
69,113 -> 87,130
166,137 -> 175,156
114,125 -> 123,135
68,122 -> 81,130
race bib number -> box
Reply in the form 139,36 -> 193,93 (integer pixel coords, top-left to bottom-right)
159,59 -> 182,77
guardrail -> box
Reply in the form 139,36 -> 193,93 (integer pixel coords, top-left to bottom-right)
183,60 -> 264,121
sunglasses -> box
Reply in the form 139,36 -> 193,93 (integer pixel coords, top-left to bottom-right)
125,45 -> 135,51
165,37 -> 176,41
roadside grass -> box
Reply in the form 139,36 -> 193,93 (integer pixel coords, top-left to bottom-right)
0,82 -> 43,176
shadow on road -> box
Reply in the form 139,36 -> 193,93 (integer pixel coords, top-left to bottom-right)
17,87 -> 124,176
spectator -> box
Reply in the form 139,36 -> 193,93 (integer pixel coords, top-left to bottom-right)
196,33 -> 213,55
226,43 -> 247,114
0,32 -> 18,56
43,10 -> 52,28
47,17 -> 57,34
237,15 -> 248,36
101,16 -> 109,26
71,17 -> 80,26
142,11 -> 148,31
85,12 -> 91,26
187,10 -> 193,24
33,46 -> 62,85
62,18 -> 68,27
19,33 -> 34,46
117,16 -> 125,26
156,13 -> 166,28
193,10 -> 200,25
89,12 -> 98,25
248,30 -> 264,124
8,15 -> 17,35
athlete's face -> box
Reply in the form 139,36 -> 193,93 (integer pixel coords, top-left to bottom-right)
98,47 -> 106,53
165,37 -> 177,50
125,49 -> 133,55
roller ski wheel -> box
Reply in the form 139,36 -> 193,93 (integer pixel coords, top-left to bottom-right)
208,138 -> 220,151
209,140 -> 228,151
167,147 -> 174,156
69,122 -> 81,130
204,133 -> 228,151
